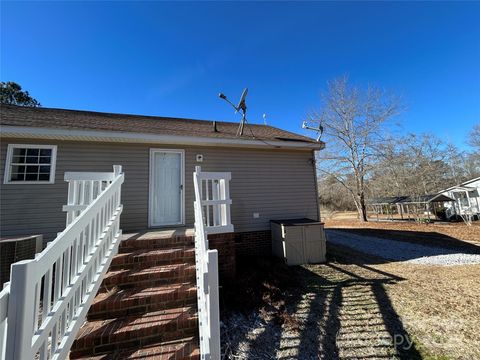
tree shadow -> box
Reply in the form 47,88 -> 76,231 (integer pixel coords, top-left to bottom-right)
221,253 -> 423,360
328,227 -> 479,253
325,229 -> 480,266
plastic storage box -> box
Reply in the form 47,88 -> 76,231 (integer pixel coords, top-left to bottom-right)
271,218 -> 326,265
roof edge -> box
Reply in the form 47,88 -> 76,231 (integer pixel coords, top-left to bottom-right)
440,177 -> 480,193
1,104 -> 318,143
0,125 -> 325,150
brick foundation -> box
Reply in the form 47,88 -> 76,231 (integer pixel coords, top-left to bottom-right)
207,230 -> 273,280
234,230 -> 272,257
207,232 -> 236,280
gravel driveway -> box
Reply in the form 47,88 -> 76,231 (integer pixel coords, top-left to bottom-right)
326,229 -> 480,265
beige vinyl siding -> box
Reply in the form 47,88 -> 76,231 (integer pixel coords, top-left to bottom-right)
0,138 -> 318,241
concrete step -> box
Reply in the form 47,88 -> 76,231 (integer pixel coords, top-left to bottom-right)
89,283 -> 197,320
70,307 -> 198,358
111,247 -> 195,270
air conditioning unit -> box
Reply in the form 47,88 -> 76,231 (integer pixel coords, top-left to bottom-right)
0,235 -> 43,285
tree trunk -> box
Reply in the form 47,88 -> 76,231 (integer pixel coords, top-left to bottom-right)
359,192 -> 368,222
348,192 -> 363,220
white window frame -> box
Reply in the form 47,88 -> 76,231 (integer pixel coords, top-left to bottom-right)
3,144 -> 57,184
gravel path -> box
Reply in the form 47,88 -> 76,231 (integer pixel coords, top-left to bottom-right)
326,229 -> 480,265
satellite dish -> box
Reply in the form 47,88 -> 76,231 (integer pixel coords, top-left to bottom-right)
302,121 -> 323,142
218,88 -> 249,136
236,88 -> 248,113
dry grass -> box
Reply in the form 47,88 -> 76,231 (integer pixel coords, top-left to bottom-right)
323,217 -> 480,358
379,261 -> 480,360
222,237 -> 480,359
222,253 -> 425,359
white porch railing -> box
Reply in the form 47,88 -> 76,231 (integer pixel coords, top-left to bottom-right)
193,166 -> 233,360
63,168 -> 121,226
2,165 -> 124,360
194,166 -> 233,235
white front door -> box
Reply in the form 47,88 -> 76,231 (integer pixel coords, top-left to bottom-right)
149,149 -> 184,226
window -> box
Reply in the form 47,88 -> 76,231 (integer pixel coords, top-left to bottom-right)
4,144 -> 57,184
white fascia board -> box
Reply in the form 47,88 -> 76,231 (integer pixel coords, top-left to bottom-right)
439,177 -> 480,193
0,126 -> 325,150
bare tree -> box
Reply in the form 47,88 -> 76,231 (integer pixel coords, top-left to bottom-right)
371,136 -> 412,196
310,76 -> 401,221
317,174 -> 357,212
370,133 -> 480,198
468,123 -> 480,149
404,133 -> 451,194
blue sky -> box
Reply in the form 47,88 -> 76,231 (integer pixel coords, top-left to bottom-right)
1,2 -> 479,149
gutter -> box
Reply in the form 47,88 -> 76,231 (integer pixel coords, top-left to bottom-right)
0,126 -> 325,150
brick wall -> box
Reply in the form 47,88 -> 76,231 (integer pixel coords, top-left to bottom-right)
207,232 -> 236,280
119,230 -> 271,283
207,230 -> 273,280
234,230 -> 272,257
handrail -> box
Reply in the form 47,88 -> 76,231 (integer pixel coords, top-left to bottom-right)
3,165 -> 124,360
193,166 -> 232,360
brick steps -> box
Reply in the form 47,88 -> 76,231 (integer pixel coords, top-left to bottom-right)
111,248 -> 195,270
73,337 -> 200,360
89,283 -> 197,320
71,231 -> 199,359
101,263 -> 196,289
70,307 -> 198,358
119,236 -> 194,254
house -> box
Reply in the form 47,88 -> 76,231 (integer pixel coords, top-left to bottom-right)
0,104 -> 324,272
439,177 -> 480,220
0,104 -> 326,359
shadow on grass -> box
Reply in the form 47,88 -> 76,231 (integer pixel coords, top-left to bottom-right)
324,227 -> 480,266
221,250 -> 423,360
328,227 -> 480,253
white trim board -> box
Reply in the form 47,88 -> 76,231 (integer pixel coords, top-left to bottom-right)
0,126 -> 325,150
148,149 -> 185,228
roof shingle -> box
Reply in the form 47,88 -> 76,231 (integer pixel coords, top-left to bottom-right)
0,104 -> 320,146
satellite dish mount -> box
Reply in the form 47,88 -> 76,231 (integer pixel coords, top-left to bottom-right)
302,121 -> 324,142
218,88 -> 249,136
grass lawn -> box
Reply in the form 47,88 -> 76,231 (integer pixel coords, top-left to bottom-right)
221,227 -> 480,360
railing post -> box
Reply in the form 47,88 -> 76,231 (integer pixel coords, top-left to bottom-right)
207,250 -> 220,360
6,261 -> 36,360
113,165 -> 122,176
